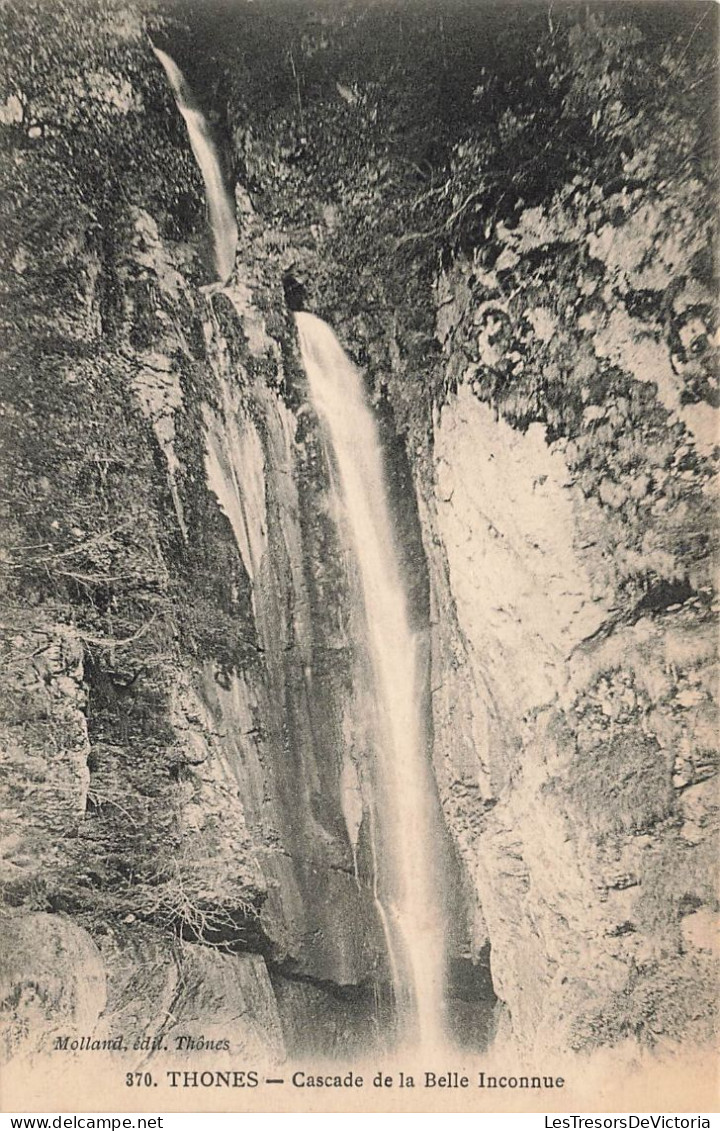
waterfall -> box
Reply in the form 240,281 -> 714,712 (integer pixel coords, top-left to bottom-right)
295,312 -> 448,1048
151,46 -> 237,284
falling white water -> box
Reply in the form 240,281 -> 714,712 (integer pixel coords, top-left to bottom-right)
152,46 -> 238,283
295,312 -> 448,1048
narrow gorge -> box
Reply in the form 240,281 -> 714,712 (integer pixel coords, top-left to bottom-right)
0,0 -> 717,1105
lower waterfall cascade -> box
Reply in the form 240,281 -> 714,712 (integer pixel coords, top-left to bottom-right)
295,311 -> 449,1048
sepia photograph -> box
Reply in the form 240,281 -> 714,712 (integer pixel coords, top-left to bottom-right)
0,0 -> 717,1115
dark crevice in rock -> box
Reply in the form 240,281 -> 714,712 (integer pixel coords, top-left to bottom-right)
631,577 -> 699,617
267,960 -> 377,1004
282,274 -> 307,312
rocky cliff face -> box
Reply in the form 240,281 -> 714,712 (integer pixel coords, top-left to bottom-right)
1,182 -> 393,1060
421,184 -> 718,1054
424,388 -> 717,1053
1,0 -> 716,1075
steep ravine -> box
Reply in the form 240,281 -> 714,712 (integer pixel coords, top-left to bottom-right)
5,190 -> 714,1062
1,0 -> 717,1079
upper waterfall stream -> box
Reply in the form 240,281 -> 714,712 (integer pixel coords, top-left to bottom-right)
296,312 -> 448,1048
152,46 -> 237,283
